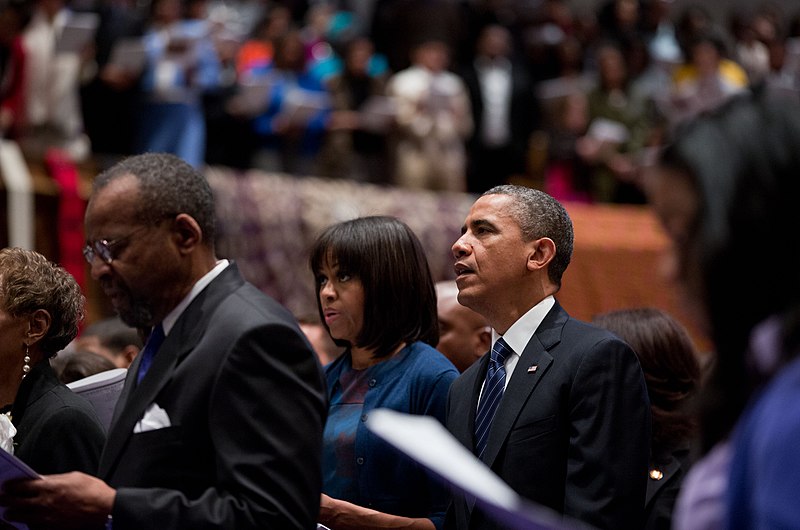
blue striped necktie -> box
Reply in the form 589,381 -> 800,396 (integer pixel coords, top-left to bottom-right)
137,323 -> 165,384
474,337 -> 512,458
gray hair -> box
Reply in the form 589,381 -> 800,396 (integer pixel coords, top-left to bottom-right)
482,185 -> 574,287
93,153 -> 216,244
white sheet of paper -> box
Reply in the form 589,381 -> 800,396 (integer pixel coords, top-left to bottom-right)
366,409 -> 589,530
107,38 -> 147,74
55,12 -> 99,54
586,117 -> 629,144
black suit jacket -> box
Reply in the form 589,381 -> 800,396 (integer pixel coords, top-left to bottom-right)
644,444 -> 692,530
445,302 -> 650,530
97,264 -> 327,530
11,361 -> 105,475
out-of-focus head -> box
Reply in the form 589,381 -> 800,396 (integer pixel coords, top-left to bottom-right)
309,216 -> 438,358
85,153 -> 216,328
412,39 -> 450,72
688,32 -> 727,77
593,308 -> 701,454
435,281 -> 490,372
58,350 -> 117,384
343,37 -> 374,75
595,42 -> 627,89
646,91 -> 800,446
647,92 -> 800,353
0,248 -> 85,360
476,25 -> 512,60
73,316 -> 143,369
274,30 -> 307,72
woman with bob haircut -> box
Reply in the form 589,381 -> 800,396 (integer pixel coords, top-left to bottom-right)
593,307 -> 701,530
310,215 -> 458,530
0,247 -> 105,473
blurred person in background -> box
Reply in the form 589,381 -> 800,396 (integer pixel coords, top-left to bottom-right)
135,0 -> 221,167
72,315 -> 143,369
0,0 -> 29,140
435,280 -> 490,373
461,24 -> 538,193
594,307 -> 701,530
318,36 -> 390,183
646,90 -> 800,529
387,38 -> 472,191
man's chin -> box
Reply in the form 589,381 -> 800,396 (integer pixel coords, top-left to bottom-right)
115,304 -> 154,329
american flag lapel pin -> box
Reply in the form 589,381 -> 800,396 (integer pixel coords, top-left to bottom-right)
527,365 -> 538,373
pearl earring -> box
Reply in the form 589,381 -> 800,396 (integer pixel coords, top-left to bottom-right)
22,344 -> 31,378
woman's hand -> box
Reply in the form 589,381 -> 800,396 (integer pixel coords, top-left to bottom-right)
317,493 -> 435,530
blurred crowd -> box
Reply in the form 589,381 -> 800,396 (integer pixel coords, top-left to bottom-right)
2,0 -> 800,199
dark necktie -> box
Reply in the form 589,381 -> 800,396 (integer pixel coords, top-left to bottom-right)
474,337 -> 511,459
136,323 -> 165,384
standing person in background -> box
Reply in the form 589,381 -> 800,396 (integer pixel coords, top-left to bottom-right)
319,36 -> 390,183
0,152 -> 327,529
446,184 -> 650,530
461,24 -> 537,193
435,280 -> 490,373
311,216 -> 458,530
594,307 -> 702,530
248,29 -> 330,175
0,247 -> 105,475
646,91 -> 800,530
20,0 -> 92,161
387,38 -> 472,191
0,0 -> 29,140
136,0 -> 221,168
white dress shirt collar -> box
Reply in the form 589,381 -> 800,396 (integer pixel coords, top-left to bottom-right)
161,259 -> 230,335
491,295 -> 556,385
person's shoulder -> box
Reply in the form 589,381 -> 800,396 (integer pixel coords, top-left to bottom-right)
740,356 -> 800,436
220,277 -> 299,327
561,315 -> 626,345
554,316 -> 638,367
403,342 -> 459,379
37,384 -> 104,434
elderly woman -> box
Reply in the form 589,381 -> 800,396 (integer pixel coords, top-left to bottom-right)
0,248 -> 105,473
310,216 -> 458,530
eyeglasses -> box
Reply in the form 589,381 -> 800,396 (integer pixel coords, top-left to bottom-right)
82,225 -> 150,265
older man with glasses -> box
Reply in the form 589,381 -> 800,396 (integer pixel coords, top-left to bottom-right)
0,153 -> 328,530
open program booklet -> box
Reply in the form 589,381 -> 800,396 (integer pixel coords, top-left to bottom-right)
366,409 -> 592,530
0,448 -> 39,529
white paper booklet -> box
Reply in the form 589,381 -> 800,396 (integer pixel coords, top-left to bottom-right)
366,409 -> 593,530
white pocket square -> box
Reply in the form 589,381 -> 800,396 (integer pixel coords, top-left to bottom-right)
133,403 -> 171,433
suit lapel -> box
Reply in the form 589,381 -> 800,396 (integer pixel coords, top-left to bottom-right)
97,264 -> 246,479
481,302 -> 568,468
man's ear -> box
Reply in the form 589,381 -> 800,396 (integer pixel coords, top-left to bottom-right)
172,213 -> 203,254
527,237 -> 556,272
474,326 -> 491,357
120,344 -> 140,368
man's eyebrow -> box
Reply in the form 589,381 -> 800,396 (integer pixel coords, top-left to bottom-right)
461,217 -> 496,234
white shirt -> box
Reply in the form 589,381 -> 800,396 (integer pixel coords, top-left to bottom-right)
477,295 -> 556,408
161,259 -> 230,336
475,56 -> 512,147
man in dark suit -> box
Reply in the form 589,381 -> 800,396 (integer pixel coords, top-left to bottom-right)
445,185 -> 650,530
0,153 -> 327,529
461,25 -> 538,193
